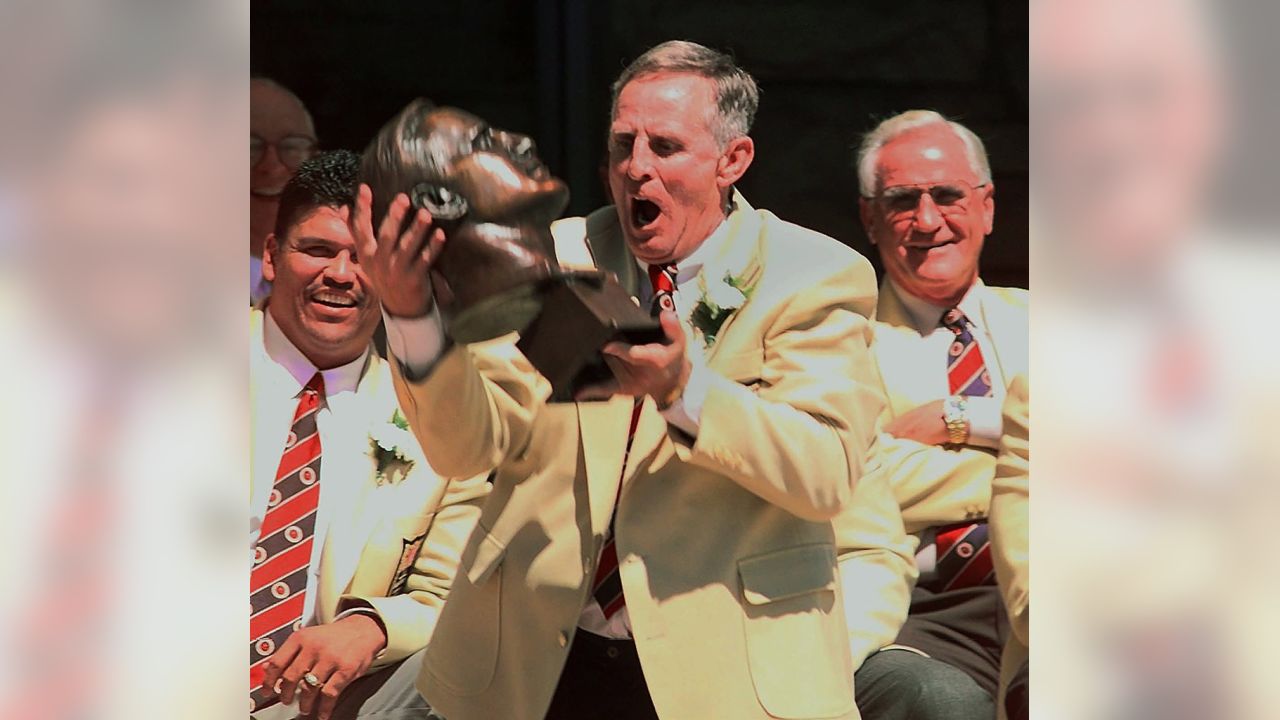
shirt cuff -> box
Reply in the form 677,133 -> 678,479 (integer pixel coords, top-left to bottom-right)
333,605 -> 389,659
383,304 -> 447,380
660,352 -> 710,437
965,396 -> 1003,449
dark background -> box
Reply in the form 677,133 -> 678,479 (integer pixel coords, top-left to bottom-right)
253,0 -> 1027,288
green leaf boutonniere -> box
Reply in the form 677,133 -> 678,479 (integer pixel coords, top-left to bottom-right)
690,269 -> 758,348
369,408 -> 416,485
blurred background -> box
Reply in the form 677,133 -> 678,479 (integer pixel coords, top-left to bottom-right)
252,0 -> 1029,288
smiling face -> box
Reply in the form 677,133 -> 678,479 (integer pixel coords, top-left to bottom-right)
262,205 -> 380,369
607,72 -> 752,265
860,124 -> 994,307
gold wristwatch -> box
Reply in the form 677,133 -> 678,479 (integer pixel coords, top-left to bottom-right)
943,395 -> 970,445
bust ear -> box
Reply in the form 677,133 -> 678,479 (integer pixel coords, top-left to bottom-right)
716,136 -> 755,189
410,182 -> 468,220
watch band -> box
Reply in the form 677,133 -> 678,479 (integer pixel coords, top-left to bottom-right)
943,395 -> 970,445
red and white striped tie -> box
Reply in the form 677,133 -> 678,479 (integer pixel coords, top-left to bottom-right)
249,373 -> 324,713
591,263 -> 676,620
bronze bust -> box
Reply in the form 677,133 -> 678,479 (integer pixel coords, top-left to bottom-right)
361,99 -> 570,343
361,99 -> 660,399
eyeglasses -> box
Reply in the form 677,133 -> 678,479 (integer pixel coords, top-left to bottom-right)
251,134 -> 318,170
868,181 -> 989,220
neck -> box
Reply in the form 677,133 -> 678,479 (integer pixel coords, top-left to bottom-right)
265,303 -> 364,371
900,277 -> 975,309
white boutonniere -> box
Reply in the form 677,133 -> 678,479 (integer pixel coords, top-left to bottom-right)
368,408 -> 416,485
690,269 -> 758,348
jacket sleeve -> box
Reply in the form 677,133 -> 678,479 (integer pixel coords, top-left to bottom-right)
990,374 -> 1029,646
678,256 -> 883,521
389,334 -> 550,480
338,469 -> 492,668
834,452 -> 918,669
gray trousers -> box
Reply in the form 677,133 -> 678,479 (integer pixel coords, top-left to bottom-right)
854,648 -> 996,720
252,650 -> 438,720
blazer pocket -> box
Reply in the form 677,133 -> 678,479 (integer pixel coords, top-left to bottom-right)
738,543 -> 855,719
424,526 -> 506,696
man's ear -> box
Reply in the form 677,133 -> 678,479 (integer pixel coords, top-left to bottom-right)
858,198 -> 876,243
262,233 -> 279,283
716,135 -> 755,189
980,183 -> 995,236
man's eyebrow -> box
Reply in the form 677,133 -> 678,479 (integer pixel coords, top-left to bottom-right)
291,235 -> 337,246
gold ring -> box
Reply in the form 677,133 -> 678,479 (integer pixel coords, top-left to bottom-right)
302,672 -> 322,688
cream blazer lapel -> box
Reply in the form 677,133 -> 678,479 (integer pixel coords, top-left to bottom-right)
701,192 -> 765,367
551,209 -> 637,538
975,286 -> 1029,390
314,356 -> 391,623
249,311 -> 299,506
870,280 -> 939,416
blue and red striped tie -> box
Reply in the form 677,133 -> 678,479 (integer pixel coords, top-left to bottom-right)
591,264 -> 677,619
250,373 -> 324,712
943,307 -> 993,398
919,308 -> 996,592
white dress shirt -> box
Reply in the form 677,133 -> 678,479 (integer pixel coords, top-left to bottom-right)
888,279 -> 1007,448
383,216 -> 734,639
251,311 -> 369,625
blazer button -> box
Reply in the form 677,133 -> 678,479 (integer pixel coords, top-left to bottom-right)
557,631 -> 569,648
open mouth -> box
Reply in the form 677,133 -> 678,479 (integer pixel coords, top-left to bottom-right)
311,290 -> 358,309
631,197 -> 661,229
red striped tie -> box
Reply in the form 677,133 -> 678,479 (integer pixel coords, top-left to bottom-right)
249,373 -> 324,713
591,264 -> 676,620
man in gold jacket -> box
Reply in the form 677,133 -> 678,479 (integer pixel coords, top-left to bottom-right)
849,111 -> 1029,719
353,41 -> 905,720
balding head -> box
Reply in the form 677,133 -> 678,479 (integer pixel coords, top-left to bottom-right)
250,77 -> 316,255
250,77 -> 314,142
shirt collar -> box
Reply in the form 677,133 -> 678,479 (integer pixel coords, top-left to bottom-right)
891,278 -> 987,332
262,309 -> 368,397
640,214 -> 732,288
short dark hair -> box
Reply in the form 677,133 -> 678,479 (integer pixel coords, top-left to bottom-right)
273,149 -> 360,239
610,40 -> 759,147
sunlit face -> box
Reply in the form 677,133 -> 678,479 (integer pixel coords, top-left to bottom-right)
262,206 -> 380,369
608,72 -> 740,265
861,124 -> 994,306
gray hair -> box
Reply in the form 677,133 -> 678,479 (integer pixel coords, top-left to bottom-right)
855,110 -> 991,196
610,40 -> 759,148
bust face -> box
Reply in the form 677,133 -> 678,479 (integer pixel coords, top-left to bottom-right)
362,100 -> 571,341
364,102 -> 568,236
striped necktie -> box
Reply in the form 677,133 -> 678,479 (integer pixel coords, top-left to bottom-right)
250,373 -> 324,712
942,307 -> 993,397
591,263 -> 677,620
919,308 -> 996,592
